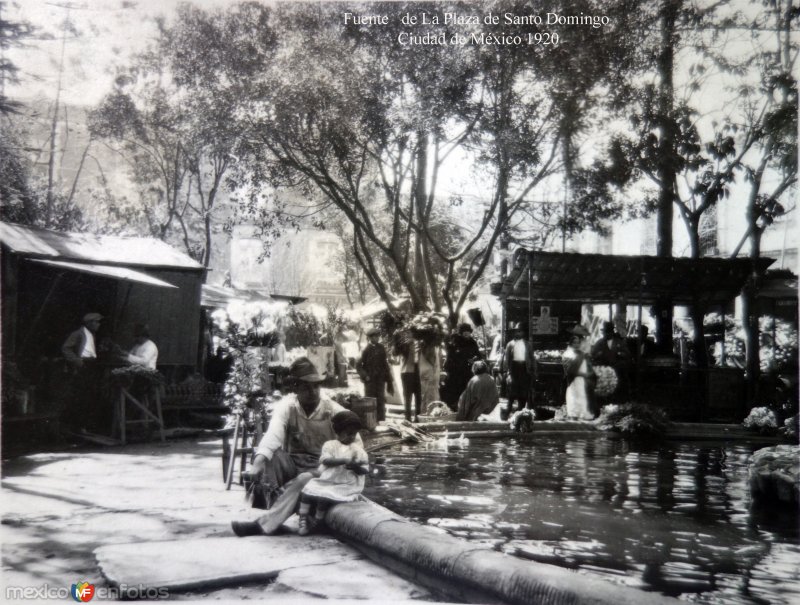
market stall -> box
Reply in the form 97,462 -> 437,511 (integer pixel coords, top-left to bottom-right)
1,221 -> 206,449
491,249 -> 774,421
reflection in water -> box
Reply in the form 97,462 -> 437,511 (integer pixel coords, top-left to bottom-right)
363,436 -> 800,604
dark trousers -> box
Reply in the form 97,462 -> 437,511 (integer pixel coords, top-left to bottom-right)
247,449 -> 318,510
508,361 -> 530,411
65,362 -> 106,433
364,380 -> 387,421
401,371 -> 422,421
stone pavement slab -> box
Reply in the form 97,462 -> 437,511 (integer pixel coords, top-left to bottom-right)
95,535 -> 358,592
271,557 -> 434,600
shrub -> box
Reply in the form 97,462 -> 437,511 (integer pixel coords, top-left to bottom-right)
743,406 -> 780,435
781,414 -> 798,441
597,403 -> 670,439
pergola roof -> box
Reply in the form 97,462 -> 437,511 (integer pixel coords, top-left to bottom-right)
491,250 -> 774,305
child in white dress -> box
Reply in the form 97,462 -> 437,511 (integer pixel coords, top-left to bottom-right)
297,410 -> 369,535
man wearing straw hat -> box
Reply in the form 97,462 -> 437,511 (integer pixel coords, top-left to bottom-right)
232,356 -> 361,536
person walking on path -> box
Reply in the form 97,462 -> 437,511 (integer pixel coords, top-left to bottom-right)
356,327 -> 394,422
296,410 -> 369,535
502,322 -> 535,420
231,357 -> 360,537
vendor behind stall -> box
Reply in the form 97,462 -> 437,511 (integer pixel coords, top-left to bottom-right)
61,312 -> 104,433
125,324 -> 158,369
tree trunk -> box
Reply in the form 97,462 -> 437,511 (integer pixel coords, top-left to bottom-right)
743,225 -> 763,405
412,134 -> 430,311
654,0 -> 680,350
687,214 -> 707,366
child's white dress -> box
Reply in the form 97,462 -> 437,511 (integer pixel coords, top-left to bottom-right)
301,439 -> 369,502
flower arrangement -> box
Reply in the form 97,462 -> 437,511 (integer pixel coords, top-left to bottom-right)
782,414 -> 798,440
596,403 -> 670,439
593,365 -> 618,397
425,401 -> 453,417
110,365 -> 165,386
705,313 -> 798,373
211,300 -> 286,418
330,391 -> 364,409
533,350 -> 563,363
743,406 -> 780,434
387,311 -> 447,356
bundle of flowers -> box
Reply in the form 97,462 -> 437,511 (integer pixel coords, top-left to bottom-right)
593,365 -> 618,397
388,311 -> 447,356
782,414 -> 798,440
743,406 -> 779,434
110,365 -> 165,386
284,347 -> 307,365
222,355 -> 263,412
705,315 -> 798,372
330,391 -> 364,409
597,403 -> 669,439
534,350 -> 563,362
425,401 -> 452,417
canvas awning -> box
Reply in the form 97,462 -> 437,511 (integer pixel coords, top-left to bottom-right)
29,259 -> 177,288
201,284 -> 276,307
0,221 -> 203,270
492,250 -> 775,305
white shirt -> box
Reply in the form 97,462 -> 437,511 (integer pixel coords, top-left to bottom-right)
81,327 -> 96,359
512,339 -> 527,362
255,394 -> 361,460
401,343 -> 419,373
270,343 -> 286,363
127,339 -> 158,369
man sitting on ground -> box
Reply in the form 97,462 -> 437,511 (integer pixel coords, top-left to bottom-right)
232,356 -> 360,536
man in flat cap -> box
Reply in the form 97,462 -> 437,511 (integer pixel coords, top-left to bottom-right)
62,312 -> 103,367
232,356 -> 362,536
61,312 -> 105,433
355,327 -> 394,422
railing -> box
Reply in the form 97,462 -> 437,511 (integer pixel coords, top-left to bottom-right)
160,383 -> 226,411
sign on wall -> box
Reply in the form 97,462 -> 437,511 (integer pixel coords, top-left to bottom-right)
531,306 -> 558,335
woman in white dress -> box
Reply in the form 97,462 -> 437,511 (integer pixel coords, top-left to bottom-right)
297,410 -> 369,534
562,326 -> 596,420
